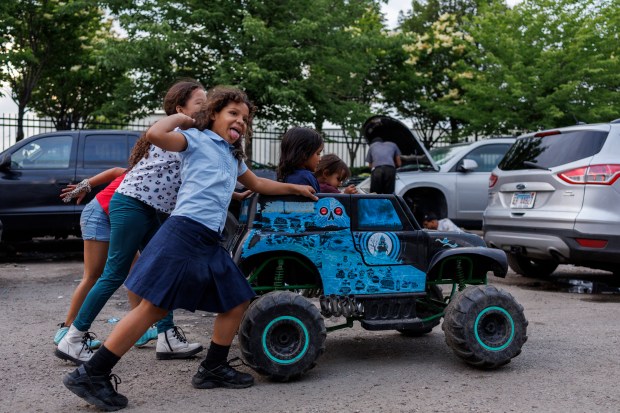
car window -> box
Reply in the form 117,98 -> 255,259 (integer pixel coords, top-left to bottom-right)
11,135 -> 72,169
463,144 -> 512,173
357,198 -> 403,230
84,134 -> 129,167
430,144 -> 468,166
499,131 -> 607,170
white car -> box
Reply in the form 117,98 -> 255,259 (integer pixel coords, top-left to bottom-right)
358,116 -> 515,228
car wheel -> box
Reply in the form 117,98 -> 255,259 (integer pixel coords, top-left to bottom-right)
442,285 -> 528,369
239,291 -> 326,382
397,285 -> 443,337
507,253 -> 558,278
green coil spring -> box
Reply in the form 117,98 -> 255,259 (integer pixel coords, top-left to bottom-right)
455,258 -> 466,292
274,258 -> 284,289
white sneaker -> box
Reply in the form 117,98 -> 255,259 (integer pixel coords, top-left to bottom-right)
156,326 -> 203,360
54,324 -> 96,365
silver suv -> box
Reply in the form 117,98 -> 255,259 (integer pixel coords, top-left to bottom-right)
484,121 -> 620,277
357,116 -> 514,228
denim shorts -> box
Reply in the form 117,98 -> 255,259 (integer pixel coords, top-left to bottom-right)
80,198 -> 111,241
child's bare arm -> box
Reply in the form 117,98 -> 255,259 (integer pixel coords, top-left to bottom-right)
60,167 -> 126,204
238,170 -> 318,201
232,189 -> 253,201
146,114 -> 194,152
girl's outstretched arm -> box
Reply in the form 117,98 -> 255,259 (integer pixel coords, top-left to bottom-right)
60,167 -> 126,204
146,113 -> 195,152
238,169 -> 318,201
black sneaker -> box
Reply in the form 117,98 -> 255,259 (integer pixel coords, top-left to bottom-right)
63,365 -> 128,411
192,358 -> 254,389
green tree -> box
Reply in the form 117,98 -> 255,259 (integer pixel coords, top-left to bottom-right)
448,0 -> 620,135
227,0 -> 388,165
29,15 -> 127,129
104,0 -> 388,166
0,0 -> 107,141
102,0 -> 240,119
382,11 -> 476,148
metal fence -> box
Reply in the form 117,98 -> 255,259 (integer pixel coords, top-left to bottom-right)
0,114 -> 371,168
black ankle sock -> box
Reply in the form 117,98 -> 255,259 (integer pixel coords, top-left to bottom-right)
201,341 -> 230,370
85,345 -> 121,377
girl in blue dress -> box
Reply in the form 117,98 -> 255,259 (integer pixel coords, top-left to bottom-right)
62,86 -> 318,411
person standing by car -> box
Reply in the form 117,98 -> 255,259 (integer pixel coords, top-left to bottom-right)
365,137 -> 401,194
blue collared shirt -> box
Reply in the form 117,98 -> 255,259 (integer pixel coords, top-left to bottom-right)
172,128 -> 248,233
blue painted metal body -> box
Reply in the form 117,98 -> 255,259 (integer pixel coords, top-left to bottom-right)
234,193 -> 502,296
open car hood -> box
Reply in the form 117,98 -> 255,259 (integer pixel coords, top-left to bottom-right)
362,115 -> 438,171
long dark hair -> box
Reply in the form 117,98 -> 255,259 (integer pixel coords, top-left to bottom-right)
128,79 -> 205,168
193,86 -> 255,161
277,127 -> 324,181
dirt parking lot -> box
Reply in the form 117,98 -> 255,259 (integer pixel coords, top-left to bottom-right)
1,248 -> 620,413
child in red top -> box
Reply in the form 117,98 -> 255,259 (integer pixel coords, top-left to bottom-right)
54,168 -> 130,348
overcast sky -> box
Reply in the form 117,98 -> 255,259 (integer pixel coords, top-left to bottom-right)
0,0 -> 521,114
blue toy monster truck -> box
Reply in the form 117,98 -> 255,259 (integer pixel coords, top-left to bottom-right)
228,193 -> 527,381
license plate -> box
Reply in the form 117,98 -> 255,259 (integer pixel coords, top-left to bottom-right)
510,192 -> 536,209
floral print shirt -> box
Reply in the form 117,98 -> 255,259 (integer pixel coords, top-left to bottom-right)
117,145 -> 182,213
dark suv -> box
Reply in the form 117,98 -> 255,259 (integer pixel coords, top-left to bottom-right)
484,121 -> 620,277
228,193 -> 528,381
0,130 -> 141,241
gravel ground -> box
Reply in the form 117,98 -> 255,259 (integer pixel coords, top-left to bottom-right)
1,254 -> 619,413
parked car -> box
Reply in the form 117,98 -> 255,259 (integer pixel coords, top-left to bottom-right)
484,120 -> 620,277
357,115 -> 515,228
228,193 -> 526,381
0,130 -> 142,241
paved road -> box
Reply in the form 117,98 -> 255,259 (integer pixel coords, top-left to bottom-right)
1,256 -> 619,413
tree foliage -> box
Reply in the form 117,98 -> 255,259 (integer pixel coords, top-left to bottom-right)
2,0 -> 619,149
102,0 -> 388,165
0,0 -> 109,140
28,15 -> 128,129
382,8 -> 476,148
447,0 -> 620,135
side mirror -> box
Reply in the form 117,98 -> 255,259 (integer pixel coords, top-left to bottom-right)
0,153 -> 11,172
459,158 -> 479,172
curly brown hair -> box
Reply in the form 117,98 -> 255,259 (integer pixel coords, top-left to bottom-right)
193,86 -> 256,161
128,79 -> 206,168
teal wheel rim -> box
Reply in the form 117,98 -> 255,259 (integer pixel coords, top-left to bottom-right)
474,306 -> 515,351
262,316 -> 309,365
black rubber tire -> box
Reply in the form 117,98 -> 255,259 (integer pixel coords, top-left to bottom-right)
239,291 -> 326,382
442,285 -> 528,369
397,285 -> 443,337
507,253 -> 558,278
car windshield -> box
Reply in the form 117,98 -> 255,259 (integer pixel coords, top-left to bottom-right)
430,144 -> 469,166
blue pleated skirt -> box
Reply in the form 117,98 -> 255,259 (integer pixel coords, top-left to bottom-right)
125,215 -> 255,313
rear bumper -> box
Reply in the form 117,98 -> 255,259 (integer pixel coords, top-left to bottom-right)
483,225 -> 620,269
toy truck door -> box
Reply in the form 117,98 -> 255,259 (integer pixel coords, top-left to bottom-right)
350,196 -> 426,293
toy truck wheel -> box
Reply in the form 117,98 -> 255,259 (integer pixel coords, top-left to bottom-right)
442,285 -> 528,369
397,285 -> 443,337
239,291 -> 326,382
